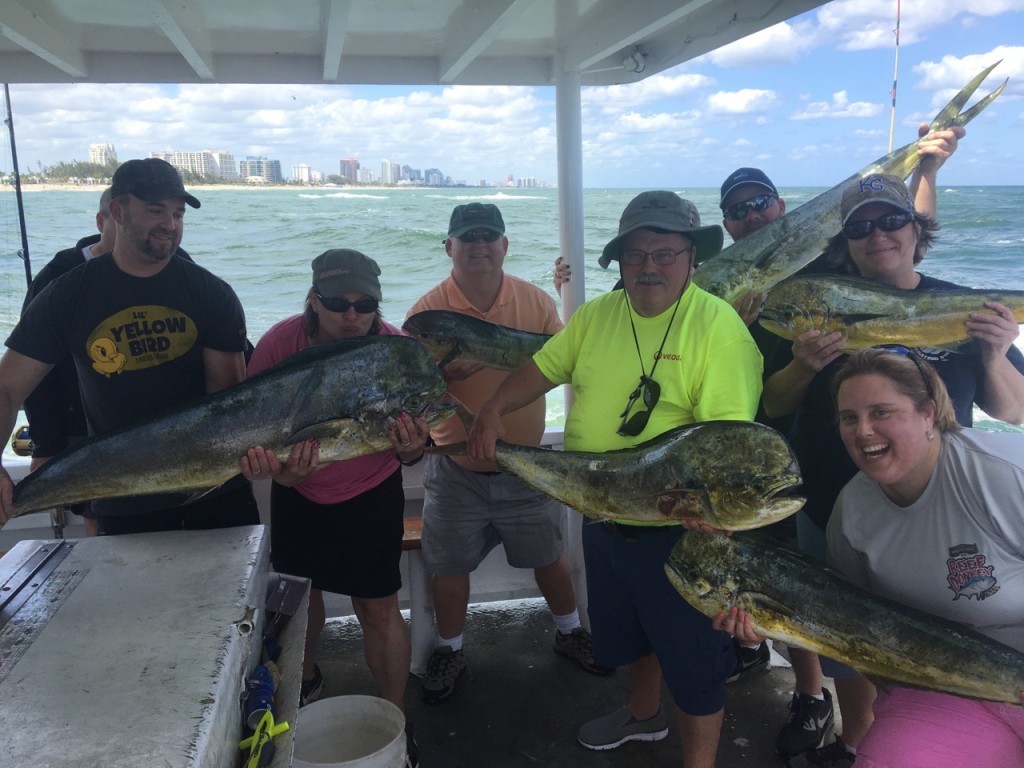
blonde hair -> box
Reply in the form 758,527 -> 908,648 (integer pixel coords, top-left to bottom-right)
832,348 -> 959,433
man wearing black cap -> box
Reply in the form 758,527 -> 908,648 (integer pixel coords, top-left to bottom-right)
0,158 -> 259,532
408,202 -> 606,706
467,191 -> 762,768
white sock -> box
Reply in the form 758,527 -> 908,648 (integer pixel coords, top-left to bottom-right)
438,634 -> 463,652
552,609 -> 581,635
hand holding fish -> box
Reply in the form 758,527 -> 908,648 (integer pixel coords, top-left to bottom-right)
388,411 -> 430,463
730,290 -> 766,327
240,446 -> 280,481
441,358 -> 486,381
916,124 -> 965,176
966,300 -> 1020,358
792,329 -> 845,374
712,605 -> 763,646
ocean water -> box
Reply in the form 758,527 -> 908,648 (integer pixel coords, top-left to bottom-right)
1,185 -> 1022,430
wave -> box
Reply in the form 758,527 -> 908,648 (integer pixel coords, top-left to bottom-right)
298,192 -> 390,200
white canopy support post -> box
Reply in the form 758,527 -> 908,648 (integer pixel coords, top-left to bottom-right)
554,49 -> 589,629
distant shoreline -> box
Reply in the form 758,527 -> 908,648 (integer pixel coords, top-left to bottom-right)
17,183 -> 420,192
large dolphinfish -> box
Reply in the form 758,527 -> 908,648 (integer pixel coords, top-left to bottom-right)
693,62 -> 1006,306
11,335 -> 454,518
758,275 -> 1024,350
666,532 -> 1024,705
403,310 -> 551,371
457,421 -> 804,529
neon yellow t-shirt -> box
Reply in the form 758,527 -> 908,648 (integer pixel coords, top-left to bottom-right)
534,285 -> 763,455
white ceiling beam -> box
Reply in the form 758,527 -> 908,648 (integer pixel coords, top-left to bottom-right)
141,0 -> 214,80
563,0 -> 715,73
0,1 -> 87,78
439,0 -> 532,83
322,0 -> 353,81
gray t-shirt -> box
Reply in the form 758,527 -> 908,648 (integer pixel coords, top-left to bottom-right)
827,429 -> 1024,652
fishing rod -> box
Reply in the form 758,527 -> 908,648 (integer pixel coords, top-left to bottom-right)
887,0 -> 901,152
3,83 -> 32,288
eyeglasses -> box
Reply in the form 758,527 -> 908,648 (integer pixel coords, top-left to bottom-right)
620,246 -> 692,267
617,375 -> 661,437
876,344 -> 934,400
842,212 -> 915,240
456,229 -> 502,243
724,194 -> 777,222
315,293 -> 379,314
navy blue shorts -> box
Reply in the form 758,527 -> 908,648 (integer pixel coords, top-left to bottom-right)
583,522 -> 733,716
270,469 -> 404,598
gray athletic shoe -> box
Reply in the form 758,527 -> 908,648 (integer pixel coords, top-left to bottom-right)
420,646 -> 467,704
578,705 -> 669,751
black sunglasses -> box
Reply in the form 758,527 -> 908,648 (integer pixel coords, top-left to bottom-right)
315,293 -> 379,314
724,193 -> 776,222
876,344 -> 934,400
456,229 -> 502,243
842,212 -> 915,240
617,375 -> 661,437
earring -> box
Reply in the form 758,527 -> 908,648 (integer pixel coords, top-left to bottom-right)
926,431 -> 935,441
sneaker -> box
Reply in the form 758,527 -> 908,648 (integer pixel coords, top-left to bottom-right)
578,705 -> 669,751
554,627 -> 615,676
726,639 -> 771,683
404,719 -> 419,768
420,646 -> 467,704
299,663 -> 324,707
776,688 -> 835,757
803,736 -> 855,767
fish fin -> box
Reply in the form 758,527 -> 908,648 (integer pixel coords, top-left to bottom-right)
738,591 -> 797,622
839,313 -> 889,325
426,442 -> 467,457
183,485 -> 226,504
452,400 -> 476,431
287,418 -> 362,444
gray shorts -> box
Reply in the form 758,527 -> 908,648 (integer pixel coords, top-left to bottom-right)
421,454 -> 565,576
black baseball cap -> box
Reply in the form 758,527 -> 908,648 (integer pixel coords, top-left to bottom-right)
719,168 -> 778,210
110,158 -> 201,209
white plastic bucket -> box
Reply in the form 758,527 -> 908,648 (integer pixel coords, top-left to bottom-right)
292,695 -> 407,768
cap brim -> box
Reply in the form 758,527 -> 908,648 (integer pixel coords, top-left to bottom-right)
448,224 -> 504,238
719,181 -> 776,210
132,185 -> 201,209
841,199 -> 909,226
598,224 -> 723,268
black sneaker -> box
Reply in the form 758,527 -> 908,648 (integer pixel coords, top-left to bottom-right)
299,663 -> 324,707
803,735 -> 855,767
726,639 -> 771,683
554,627 -> 615,676
420,646 -> 467,704
776,688 -> 835,757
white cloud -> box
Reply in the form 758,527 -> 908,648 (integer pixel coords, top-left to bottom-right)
706,89 -> 779,115
791,91 -> 883,119
702,21 -> 818,67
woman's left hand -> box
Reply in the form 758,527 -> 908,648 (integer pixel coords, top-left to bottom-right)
712,606 -> 764,646
966,301 -> 1019,359
388,411 -> 430,463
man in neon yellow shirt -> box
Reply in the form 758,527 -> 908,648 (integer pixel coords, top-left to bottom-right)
468,191 -> 762,768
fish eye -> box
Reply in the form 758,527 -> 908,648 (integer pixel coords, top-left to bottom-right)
404,396 -> 424,411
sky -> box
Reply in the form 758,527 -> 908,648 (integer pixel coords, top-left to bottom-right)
3,0 -> 1024,189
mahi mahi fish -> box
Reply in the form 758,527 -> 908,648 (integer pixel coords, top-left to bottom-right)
758,274 -> 1024,350
455,421 -> 804,529
693,62 -> 1007,306
666,532 -> 1024,704
10,335 -> 455,518
403,310 -> 551,371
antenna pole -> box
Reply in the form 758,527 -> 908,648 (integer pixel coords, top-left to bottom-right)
3,83 -> 32,288
887,0 -> 902,153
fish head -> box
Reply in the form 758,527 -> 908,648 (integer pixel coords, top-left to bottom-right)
402,311 -> 462,366
678,422 -> 805,531
759,278 -> 834,341
664,533 -> 741,617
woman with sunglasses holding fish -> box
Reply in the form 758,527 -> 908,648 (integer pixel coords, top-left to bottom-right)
239,249 -> 428,760
722,347 -> 1024,767
760,174 -> 1024,763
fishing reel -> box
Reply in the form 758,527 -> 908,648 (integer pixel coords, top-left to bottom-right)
10,424 -> 33,457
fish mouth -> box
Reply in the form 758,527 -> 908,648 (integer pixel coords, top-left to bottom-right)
711,477 -> 805,530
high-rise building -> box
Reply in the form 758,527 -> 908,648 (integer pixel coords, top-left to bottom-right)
356,168 -> 374,184
239,156 -> 283,183
148,149 -> 236,180
380,159 -> 401,185
339,157 -> 360,183
293,163 -> 312,183
90,143 -> 117,165
423,168 -> 444,187
216,151 -> 238,180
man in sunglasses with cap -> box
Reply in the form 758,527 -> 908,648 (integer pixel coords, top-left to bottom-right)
467,191 -> 762,768
407,202 -> 603,707
0,158 -> 259,533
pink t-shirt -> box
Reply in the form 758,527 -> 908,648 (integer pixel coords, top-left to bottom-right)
247,314 -> 403,505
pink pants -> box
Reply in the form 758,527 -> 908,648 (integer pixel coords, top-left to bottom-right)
856,688 -> 1024,768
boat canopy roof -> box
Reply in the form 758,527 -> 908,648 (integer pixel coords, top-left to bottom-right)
0,0 -> 829,87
